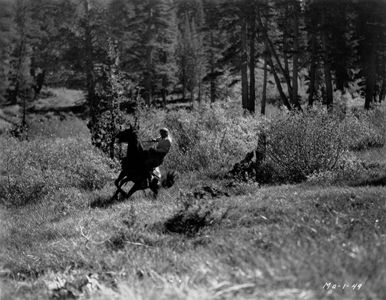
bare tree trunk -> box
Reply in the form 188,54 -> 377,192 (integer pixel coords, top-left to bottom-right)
22,90 -> 27,127
364,42 -> 376,110
145,7 -> 153,106
380,59 -> 386,102
145,68 -> 152,106
210,31 -> 216,103
241,15 -> 249,110
248,13 -> 256,113
162,89 -> 167,108
83,0 -> 97,126
283,3 -> 290,98
182,73 -> 186,101
190,87 -> 194,105
267,53 -> 292,110
210,75 -> 216,103
198,76 -> 202,103
258,7 -> 291,110
321,9 -> 333,111
261,53 -> 268,115
258,8 -> 296,107
292,0 -> 300,108
12,40 -> 25,105
308,12 -> 318,107
308,59 -> 317,107
323,58 -> 333,111
161,75 -> 167,108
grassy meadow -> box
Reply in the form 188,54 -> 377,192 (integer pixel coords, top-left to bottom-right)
0,91 -> 386,300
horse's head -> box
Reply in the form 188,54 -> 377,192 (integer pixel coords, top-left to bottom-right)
116,125 -> 138,145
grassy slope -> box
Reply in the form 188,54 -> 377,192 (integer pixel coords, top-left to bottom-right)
1,178 -> 385,300
1,93 -> 386,300
0,88 -> 86,133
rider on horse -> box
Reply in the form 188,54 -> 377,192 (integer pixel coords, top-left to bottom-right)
144,127 -> 172,176
113,126 -> 172,199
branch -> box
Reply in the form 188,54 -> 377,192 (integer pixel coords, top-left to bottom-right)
257,8 -> 293,96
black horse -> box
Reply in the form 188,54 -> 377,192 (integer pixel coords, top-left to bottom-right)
112,125 -> 175,201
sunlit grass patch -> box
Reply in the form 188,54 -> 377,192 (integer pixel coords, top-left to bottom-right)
1,101 -> 386,300
3,182 -> 386,299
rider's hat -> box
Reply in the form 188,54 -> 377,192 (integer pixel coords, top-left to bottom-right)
160,127 -> 169,135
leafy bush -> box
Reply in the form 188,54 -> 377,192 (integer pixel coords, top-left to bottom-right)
0,135 -> 117,207
263,110 -> 348,182
134,103 -> 385,183
306,151 -> 366,185
263,106 -> 385,183
136,103 -> 263,175
343,109 -> 385,151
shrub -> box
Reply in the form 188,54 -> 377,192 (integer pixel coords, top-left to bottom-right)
0,135 -> 117,207
306,151 -> 366,185
263,110 -> 349,182
343,109 -> 385,151
263,106 -> 385,184
136,103 -> 264,175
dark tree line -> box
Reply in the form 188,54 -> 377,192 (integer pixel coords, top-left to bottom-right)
1,0 -> 386,117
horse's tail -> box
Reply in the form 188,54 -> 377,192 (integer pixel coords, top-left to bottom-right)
161,171 -> 177,188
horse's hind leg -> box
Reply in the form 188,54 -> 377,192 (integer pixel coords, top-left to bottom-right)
149,177 -> 160,198
110,188 -> 121,202
125,182 -> 140,199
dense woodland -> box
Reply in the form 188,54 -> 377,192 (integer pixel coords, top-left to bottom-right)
2,2 -> 386,299
1,0 -> 386,111
1,0 -> 386,156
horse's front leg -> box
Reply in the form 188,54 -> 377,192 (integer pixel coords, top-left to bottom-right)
115,170 -> 126,188
112,172 -> 129,201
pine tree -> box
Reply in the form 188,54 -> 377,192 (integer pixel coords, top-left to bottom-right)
88,39 -> 128,158
113,0 -> 178,107
176,0 -> 206,103
27,0 -> 77,93
211,0 -> 260,112
356,0 -> 386,109
0,0 -> 14,103
202,0 -> 227,103
176,13 -> 205,105
8,0 -> 33,106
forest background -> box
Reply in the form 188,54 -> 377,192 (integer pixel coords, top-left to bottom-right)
1,0 -> 386,299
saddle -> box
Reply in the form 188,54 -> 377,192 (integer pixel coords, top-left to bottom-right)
121,155 -> 161,182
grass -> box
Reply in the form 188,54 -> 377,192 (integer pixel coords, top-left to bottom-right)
1,92 -> 386,299
1,177 -> 385,299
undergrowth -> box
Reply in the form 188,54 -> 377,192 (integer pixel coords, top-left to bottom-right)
0,135 -> 117,207
1,100 -> 386,300
135,103 -> 263,175
261,106 -> 385,184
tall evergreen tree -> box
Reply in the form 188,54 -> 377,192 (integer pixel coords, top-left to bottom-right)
0,0 -> 14,103
202,0 -> 226,103
213,0 -> 260,112
8,0 -> 34,107
356,0 -> 386,109
113,0 -> 178,106
176,0 -> 206,104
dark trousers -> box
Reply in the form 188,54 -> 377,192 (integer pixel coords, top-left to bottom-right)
143,150 -> 165,172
